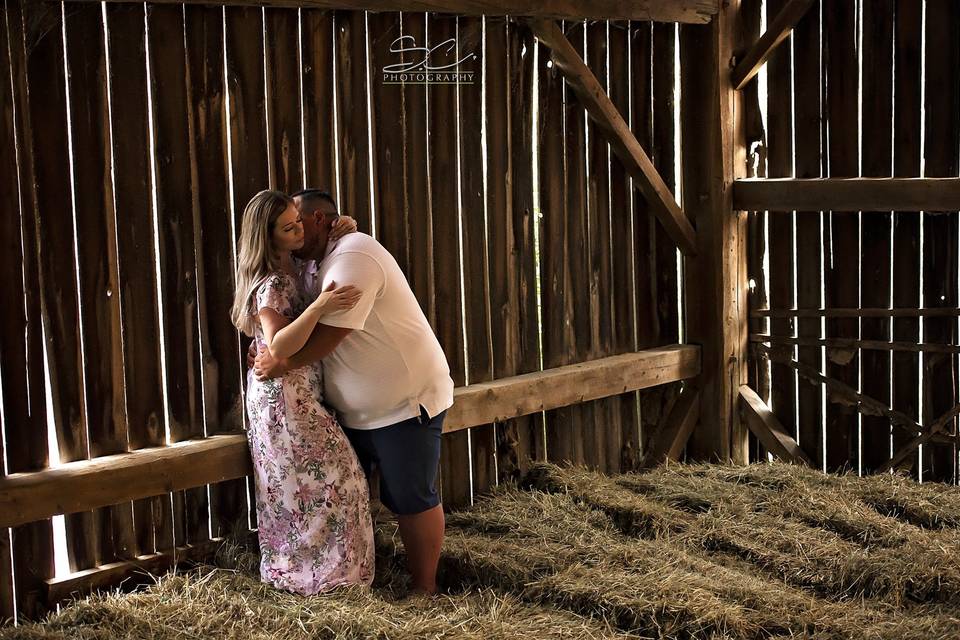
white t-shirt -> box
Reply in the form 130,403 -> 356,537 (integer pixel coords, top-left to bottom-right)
309,232 -> 454,430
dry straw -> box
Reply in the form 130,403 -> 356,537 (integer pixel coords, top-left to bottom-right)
4,460 -> 959,639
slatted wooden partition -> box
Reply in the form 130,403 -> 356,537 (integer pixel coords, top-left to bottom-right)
1,0 -> 701,624
745,0 -> 959,482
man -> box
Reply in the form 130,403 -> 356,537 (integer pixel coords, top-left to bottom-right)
251,188 -> 454,596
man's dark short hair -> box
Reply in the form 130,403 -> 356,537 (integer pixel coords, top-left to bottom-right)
291,188 -> 338,216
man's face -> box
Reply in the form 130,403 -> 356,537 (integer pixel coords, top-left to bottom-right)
293,196 -> 339,260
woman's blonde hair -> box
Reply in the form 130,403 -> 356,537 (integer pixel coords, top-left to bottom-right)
230,189 -> 296,337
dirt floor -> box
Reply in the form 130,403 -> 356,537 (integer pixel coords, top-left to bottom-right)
3,460 -> 960,639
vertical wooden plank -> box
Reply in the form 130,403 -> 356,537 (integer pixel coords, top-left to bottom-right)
651,22 -> 679,347
106,2 -> 165,558
539,21 -> 577,468
334,10 -> 373,232
3,0 -> 66,622
458,16 -> 497,497
0,0 -> 17,619
608,20 -> 641,472
921,0 -> 959,484
738,0 -> 768,462
765,0 -> 796,443
402,12 -> 434,321
302,9 -> 337,194
144,4 -> 194,552
2,0 -> 52,622
427,13 -> 470,509
226,7 -> 269,224
556,20 -> 591,467
510,21 -> 543,467
265,7 -> 303,193
860,1 -> 894,475
368,12 -> 407,272
225,5 -> 268,530
640,21 -> 682,460
891,0 -> 921,480
22,0 -> 94,583
680,0 -> 749,464
823,0 -> 859,474
64,2 -> 133,569
793,1 -> 824,469
185,4 -> 239,539
585,20 -> 618,473
629,21 -> 664,458
486,18 -> 539,478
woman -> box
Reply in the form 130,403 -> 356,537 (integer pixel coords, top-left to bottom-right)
229,189 -> 375,595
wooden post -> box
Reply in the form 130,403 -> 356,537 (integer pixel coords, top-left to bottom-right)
680,0 -> 749,464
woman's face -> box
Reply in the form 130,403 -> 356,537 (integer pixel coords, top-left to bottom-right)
272,204 -> 304,253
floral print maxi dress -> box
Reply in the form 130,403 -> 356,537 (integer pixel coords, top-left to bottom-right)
245,272 -> 375,595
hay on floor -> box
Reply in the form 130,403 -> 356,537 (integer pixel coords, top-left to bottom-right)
4,460 -> 960,640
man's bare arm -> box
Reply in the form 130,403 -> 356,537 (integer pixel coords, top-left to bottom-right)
287,323 -> 353,368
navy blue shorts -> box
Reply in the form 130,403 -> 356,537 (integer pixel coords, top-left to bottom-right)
341,406 -> 446,515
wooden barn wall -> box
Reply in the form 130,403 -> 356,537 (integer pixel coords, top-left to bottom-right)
746,0 -> 959,483
0,1 -> 686,622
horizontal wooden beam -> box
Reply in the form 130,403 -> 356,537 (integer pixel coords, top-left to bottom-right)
0,434 -> 253,530
446,345 -> 700,430
641,385 -> 700,467
75,0 -> 719,22
731,0 -> 814,90
733,178 -> 960,212
0,346 -> 700,528
45,531 -> 258,605
529,18 -> 698,255
738,385 -> 811,466
750,333 -> 960,354
751,307 -> 960,319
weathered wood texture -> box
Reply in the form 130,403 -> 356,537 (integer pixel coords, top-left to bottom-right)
891,0 -> 922,481
738,0 -> 767,462
88,0 -> 720,23
764,0 -> 796,455
0,346 -> 700,530
1,2 -> 700,616
65,3 -> 130,574
428,13 -> 471,508
539,20 -> 578,469
734,178 -> 960,212
641,385 -> 699,467
457,16 -> 497,496
530,18 -> 697,256
920,0 -> 959,484
335,9 -> 373,232
739,385 -> 811,465
629,21 -> 685,467
224,4 -> 270,529
730,0 -> 813,90
860,1 -> 894,475
749,0 -> 959,482
680,0 -> 749,464
791,0 -> 822,468
4,0 -> 55,623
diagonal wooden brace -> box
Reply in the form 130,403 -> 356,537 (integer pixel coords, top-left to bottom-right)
731,0 -> 815,90
641,385 -> 700,467
527,18 -> 698,256
739,385 -> 812,466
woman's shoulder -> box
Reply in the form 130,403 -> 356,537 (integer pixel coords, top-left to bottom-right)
257,271 -> 298,294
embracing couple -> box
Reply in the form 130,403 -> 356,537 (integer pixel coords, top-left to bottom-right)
229,188 -> 453,597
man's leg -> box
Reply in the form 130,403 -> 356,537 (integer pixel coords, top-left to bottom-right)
396,503 -> 444,594
373,407 -> 447,594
